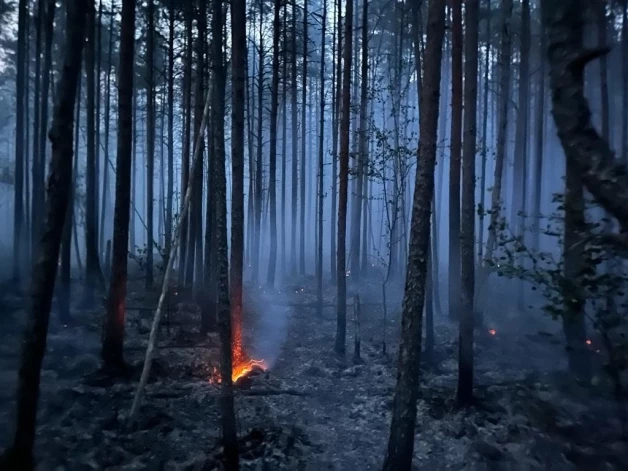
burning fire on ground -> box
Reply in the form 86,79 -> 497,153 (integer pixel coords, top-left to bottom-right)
208,298 -> 267,385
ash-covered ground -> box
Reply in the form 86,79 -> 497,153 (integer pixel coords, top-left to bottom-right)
0,272 -> 627,470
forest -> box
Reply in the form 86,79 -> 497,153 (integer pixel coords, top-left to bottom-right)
0,0 -> 628,468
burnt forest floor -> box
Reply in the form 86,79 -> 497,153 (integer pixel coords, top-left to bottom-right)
0,271 -> 627,470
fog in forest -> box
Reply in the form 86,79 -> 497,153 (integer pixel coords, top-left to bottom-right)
1,0 -> 628,469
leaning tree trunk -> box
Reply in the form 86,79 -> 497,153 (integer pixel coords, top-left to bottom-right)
102,0 -> 135,369
457,0 -> 479,406
383,0 -> 446,467
335,0 -> 354,356
1,1 -> 86,465
542,0 -> 628,233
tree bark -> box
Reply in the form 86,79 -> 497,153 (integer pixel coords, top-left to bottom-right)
211,0 -> 239,464
531,6 -> 545,252
542,0 -> 628,232
511,0 -> 531,310
99,3 -> 115,260
383,0 -> 446,467
165,0 -> 175,266
317,0 -> 327,317
13,0 -> 28,281
267,0 -> 280,287
457,0 -> 479,406
291,2 -> 298,275
178,1 -> 193,286
254,6 -> 264,282
300,0 -> 308,275
84,0 -> 104,303
230,0 -> 246,365
448,0 -> 463,321
330,1 -> 342,285
2,0 -> 86,465
478,0 -> 513,311
350,0 -> 369,281
335,0 -> 354,356
102,0 -> 135,368
145,0 -> 155,288
478,0 -> 491,262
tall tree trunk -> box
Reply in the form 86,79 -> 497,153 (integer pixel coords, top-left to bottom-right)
165,0 -> 175,265
291,2 -> 298,275
623,1 -> 628,165
1,1 -> 86,465
99,3 -> 114,258
511,0 -> 531,310
31,0 -> 43,260
212,0 -> 238,464
13,0 -> 28,281
145,0 -> 155,288
178,1 -> 193,286
541,0 -> 628,234
130,91 -> 136,253
448,0 -> 463,321
36,0 -> 55,249
330,1 -> 342,285
254,8 -> 264,282
562,156 -> 592,381
531,17 -> 545,251
300,0 -> 308,275
280,0 -> 288,275
478,0 -> 491,261
187,0 -> 206,288
457,0 -> 479,406
60,74 -> 84,325
350,0 -> 368,281
335,0 -> 353,355
231,0 -> 246,363
479,0 -> 513,311
267,0 -> 280,287
383,0 -> 446,466
317,0 -> 327,317
84,1 -> 104,303
103,0 -> 135,368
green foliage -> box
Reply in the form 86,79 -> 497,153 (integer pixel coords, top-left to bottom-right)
488,196 -> 628,393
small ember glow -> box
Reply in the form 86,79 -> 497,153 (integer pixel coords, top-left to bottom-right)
585,339 -> 592,345
488,329 -> 496,336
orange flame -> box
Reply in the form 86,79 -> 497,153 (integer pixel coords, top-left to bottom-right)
209,358 -> 267,384
488,329 -> 496,336
208,295 -> 267,384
